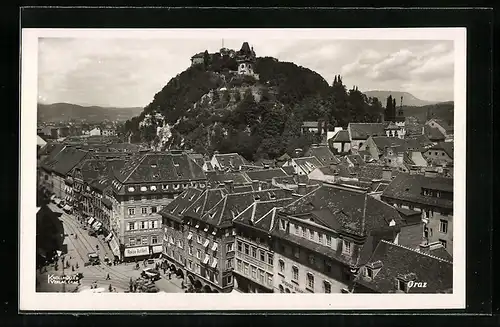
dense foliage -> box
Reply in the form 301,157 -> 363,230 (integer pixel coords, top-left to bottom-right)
124,55 -> 385,160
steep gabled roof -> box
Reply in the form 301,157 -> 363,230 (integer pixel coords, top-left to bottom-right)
159,188 -> 206,222
354,240 -> 453,293
245,168 -> 287,182
293,156 -> 323,174
200,188 -> 294,228
382,174 -> 453,209
424,125 -> 446,141
348,123 -> 386,140
305,145 -> 341,166
42,146 -> 88,176
214,153 -> 247,170
114,153 -> 206,184
281,184 -> 403,237
428,142 -> 454,159
233,198 -> 295,232
206,171 -> 251,186
331,130 -> 350,143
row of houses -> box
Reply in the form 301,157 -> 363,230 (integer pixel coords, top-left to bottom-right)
37,134 -> 453,294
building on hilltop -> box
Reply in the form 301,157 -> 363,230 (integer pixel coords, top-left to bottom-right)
236,42 -> 259,79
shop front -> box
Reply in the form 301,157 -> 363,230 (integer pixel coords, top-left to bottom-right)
124,246 -> 150,261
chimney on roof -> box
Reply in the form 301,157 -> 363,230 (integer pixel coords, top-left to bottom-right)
424,169 -> 437,178
297,183 -> 307,195
224,180 -> 234,193
382,168 -> 392,181
213,150 -> 219,155
261,181 -> 268,190
294,148 -> 302,157
252,180 -> 260,191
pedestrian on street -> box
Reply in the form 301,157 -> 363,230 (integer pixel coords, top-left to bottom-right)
163,267 -> 166,274
106,273 -> 110,280
75,262 -> 79,269
109,284 -> 113,292
71,265 -> 75,272
168,272 -> 171,280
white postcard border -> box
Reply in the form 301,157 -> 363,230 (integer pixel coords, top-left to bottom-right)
20,27 -> 466,311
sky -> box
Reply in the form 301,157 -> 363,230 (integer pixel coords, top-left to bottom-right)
38,37 -> 454,108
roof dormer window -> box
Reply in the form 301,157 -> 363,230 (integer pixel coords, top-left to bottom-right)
140,186 -> 147,192
396,279 -> 408,293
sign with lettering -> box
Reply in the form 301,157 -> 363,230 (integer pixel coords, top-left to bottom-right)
152,245 -> 163,253
124,246 -> 149,257
281,278 -> 305,293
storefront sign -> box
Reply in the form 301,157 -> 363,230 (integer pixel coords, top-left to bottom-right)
152,245 -> 163,253
281,279 -> 305,293
124,246 -> 149,257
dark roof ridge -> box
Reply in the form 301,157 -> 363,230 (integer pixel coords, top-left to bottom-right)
379,240 -> 453,264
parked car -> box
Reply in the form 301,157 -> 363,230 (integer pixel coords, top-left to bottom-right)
88,252 -> 100,266
141,268 -> 161,281
140,283 -> 159,293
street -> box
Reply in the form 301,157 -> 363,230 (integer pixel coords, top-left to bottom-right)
36,203 -> 184,293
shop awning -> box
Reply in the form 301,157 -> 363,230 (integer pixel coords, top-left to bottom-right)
87,217 -> 95,225
104,233 -> 113,242
110,239 -> 120,258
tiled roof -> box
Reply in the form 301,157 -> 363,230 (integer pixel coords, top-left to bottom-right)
305,145 -> 341,166
428,142 -> 454,159
371,137 -> 423,153
39,143 -> 66,161
276,153 -> 291,161
159,188 -> 206,222
429,246 -> 453,262
188,153 -> 205,167
424,125 -> 445,141
293,156 -> 323,174
42,146 -> 88,176
354,240 -> 453,293
408,134 -> 434,148
281,166 -> 295,175
431,119 -> 454,134
331,130 -> 350,143
272,174 -> 310,186
245,168 -> 287,182
348,123 -> 386,140
233,198 -> 295,232
281,184 -> 403,237
382,174 -> 453,209
114,153 -> 206,184
206,171 -> 251,186
73,159 -> 125,182
214,153 -> 247,170
317,166 -> 337,176
200,188 -> 294,228
347,154 -> 366,166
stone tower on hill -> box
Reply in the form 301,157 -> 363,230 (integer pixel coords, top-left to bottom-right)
236,42 -> 258,79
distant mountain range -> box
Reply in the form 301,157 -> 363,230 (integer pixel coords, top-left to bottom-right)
363,90 -> 448,107
37,103 -> 143,123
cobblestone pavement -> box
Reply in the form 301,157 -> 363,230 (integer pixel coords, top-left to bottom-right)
36,204 -> 184,293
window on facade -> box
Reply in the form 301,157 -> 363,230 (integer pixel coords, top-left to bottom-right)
278,259 -> 285,273
236,240 -> 242,252
128,208 -> 135,216
226,243 -> 234,252
142,237 -> 148,245
225,258 -> 233,269
279,285 -> 284,293
265,254 -> 273,266
342,240 -> 352,255
141,207 -> 147,214
292,266 -> 299,281
151,206 -> 157,213
297,225 -> 302,236
326,235 -> 332,247
307,273 -> 314,289
196,249 -> 201,259
251,246 -> 257,258
439,220 -> 448,234
236,259 -> 242,271
140,221 -> 146,229
127,222 -> 135,231
197,235 -> 202,244
244,263 -> 249,275
129,238 -> 136,246
267,273 -> 273,286
310,230 -> 315,240
439,239 -> 447,248
178,240 -> 184,249
188,245 -> 193,255
136,238 -> 142,245
151,235 -> 158,244
323,281 -> 331,293
251,266 -> 257,279
259,250 -> 265,262
308,254 -> 315,265
244,244 -> 250,255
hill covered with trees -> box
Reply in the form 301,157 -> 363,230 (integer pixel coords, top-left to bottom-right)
123,51 -> 385,161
